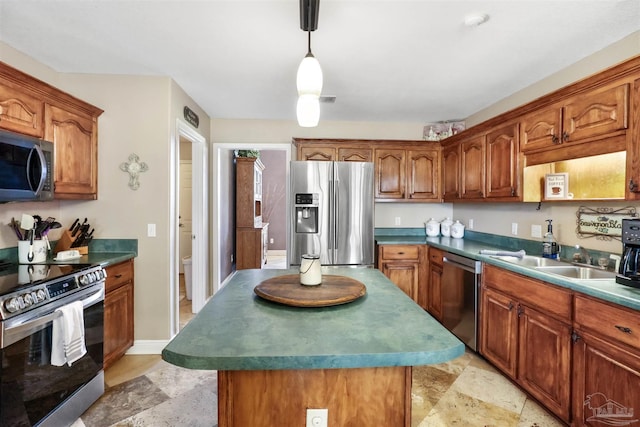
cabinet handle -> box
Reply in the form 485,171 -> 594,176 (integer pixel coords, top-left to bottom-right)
629,179 -> 639,193
551,134 -> 559,144
510,187 -> 515,197
398,252 -> 405,255
571,331 -> 581,343
562,131 -> 569,142
615,325 -> 632,334
508,302 -> 514,311
115,274 -> 123,279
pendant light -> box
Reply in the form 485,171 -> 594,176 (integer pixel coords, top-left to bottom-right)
297,0 -> 322,127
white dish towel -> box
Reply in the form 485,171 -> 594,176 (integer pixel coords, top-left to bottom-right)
51,300 -> 87,367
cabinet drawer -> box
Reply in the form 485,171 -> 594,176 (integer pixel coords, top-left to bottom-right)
105,259 -> 134,293
429,247 -> 443,265
380,245 -> 419,260
575,295 -> 640,351
484,265 -> 572,321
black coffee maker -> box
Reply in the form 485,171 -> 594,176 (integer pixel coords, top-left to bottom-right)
616,218 -> 640,289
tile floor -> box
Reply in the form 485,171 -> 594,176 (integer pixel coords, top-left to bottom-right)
73,254 -> 565,426
74,349 -> 564,427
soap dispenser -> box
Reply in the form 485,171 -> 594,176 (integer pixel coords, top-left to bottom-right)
542,219 -> 560,260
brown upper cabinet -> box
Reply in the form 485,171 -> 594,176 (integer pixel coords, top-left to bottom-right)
521,82 -> 628,155
443,125 -> 519,202
293,138 -> 441,202
485,123 -> 520,200
460,135 -> 485,199
0,61 -> 103,200
0,80 -> 44,137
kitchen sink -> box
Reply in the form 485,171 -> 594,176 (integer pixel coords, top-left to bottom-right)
534,265 -> 615,280
490,255 -> 565,267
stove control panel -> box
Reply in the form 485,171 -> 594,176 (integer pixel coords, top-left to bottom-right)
0,265 -> 106,319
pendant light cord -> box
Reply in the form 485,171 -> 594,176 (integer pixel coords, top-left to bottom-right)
307,30 -> 312,56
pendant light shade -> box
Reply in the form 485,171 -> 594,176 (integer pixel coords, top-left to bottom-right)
297,94 -> 320,127
297,52 -> 323,96
296,0 -> 322,127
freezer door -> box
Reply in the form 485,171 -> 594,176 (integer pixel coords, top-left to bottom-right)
289,161 -> 332,266
333,162 -> 374,265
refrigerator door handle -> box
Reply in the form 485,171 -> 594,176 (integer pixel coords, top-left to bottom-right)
333,167 -> 339,251
328,167 -> 335,261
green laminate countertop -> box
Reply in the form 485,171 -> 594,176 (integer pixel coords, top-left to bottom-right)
376,233 -> 640,312
162,267 -> 465,371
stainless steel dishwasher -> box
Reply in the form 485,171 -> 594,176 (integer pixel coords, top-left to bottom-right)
441,251 -> 482,351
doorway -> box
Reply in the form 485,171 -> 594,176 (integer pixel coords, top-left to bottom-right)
172,120 -> 208,336
213,143 -> 291,289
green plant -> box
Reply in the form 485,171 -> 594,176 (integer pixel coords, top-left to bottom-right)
235,149 -> 260,158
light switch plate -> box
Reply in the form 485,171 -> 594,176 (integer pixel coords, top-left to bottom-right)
147,223 -> 156,237
531,224 -> 542,238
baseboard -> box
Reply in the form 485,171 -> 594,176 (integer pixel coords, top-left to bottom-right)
267,250 -> 286,256
126,340 -> 170,355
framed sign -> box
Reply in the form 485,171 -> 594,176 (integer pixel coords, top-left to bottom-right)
576,206 -> 637,240
545,173 -> 569,199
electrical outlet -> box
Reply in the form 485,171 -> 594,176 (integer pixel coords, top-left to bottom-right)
468,219 -> 474,229
147,223 -> 156,237
531,224 -> 542,238
394,217 -> 401,226
511,223 -> 518,235
269,238 -> 274,244
306,408 -> 328,427
230,254 -> 234,263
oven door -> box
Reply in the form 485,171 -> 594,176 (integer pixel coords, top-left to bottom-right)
0,285 -> 104,427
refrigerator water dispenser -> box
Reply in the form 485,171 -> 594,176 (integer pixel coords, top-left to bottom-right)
295,193 -> 318,233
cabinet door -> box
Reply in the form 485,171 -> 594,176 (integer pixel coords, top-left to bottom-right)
460,135 -> 485,199
563,83 -> 628,144
441,143 -> 460,201
518,305 -> 571,422
520,106 -> 563,153
338,148 -> 372,162
44,104 -> 98,199
0,82 -> 44,137
407,149 -> 439,200
104,282 -> 134,369
374,149 -> 405,199
299,146 -> 336,161
486,124 -> 519,199
480,287 -> 518,378
427,262 -> 443,320
573,330 -> 640,426
380,260 -> 418,302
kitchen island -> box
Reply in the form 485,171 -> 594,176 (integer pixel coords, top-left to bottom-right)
162,267 -> 464,427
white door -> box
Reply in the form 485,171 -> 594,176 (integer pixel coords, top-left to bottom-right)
179,161 -> 193,273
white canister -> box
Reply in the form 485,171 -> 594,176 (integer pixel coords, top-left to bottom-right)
425,218 -> 440,237
440,217 -> 453,237
300,254 -> 322,286
18,240 -> 48,264
451,220 -> 465,239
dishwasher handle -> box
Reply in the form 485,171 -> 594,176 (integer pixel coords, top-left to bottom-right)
442,252 -> 482,274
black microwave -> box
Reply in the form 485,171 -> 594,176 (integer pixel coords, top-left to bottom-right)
0,129 -> 54,202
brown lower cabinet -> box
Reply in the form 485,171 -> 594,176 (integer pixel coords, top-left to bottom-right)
377,244 -> 427,308
481,265 -> 572,423
104,259 -> 135,369
572,295 -> 640,426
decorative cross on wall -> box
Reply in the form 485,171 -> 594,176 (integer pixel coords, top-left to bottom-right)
120,153 -> 149,190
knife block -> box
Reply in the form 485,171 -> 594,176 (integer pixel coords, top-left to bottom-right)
54,230 -> 89,255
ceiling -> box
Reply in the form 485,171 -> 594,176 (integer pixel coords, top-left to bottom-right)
0,1 -> 638,124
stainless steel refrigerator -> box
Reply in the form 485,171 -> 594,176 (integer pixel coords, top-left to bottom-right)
289,161 -> 374,266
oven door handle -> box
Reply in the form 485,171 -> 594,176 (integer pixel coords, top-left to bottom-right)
1,286 -> 104,349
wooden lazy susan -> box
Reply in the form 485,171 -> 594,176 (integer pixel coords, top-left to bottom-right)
253,274 -> 366,307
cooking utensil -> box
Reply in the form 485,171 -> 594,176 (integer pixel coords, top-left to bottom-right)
9,218 -> 23,240
68,218 -> 79,232
20,214 -> 34,232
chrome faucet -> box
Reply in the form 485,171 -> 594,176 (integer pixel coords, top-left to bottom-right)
574,245 -> 592,265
